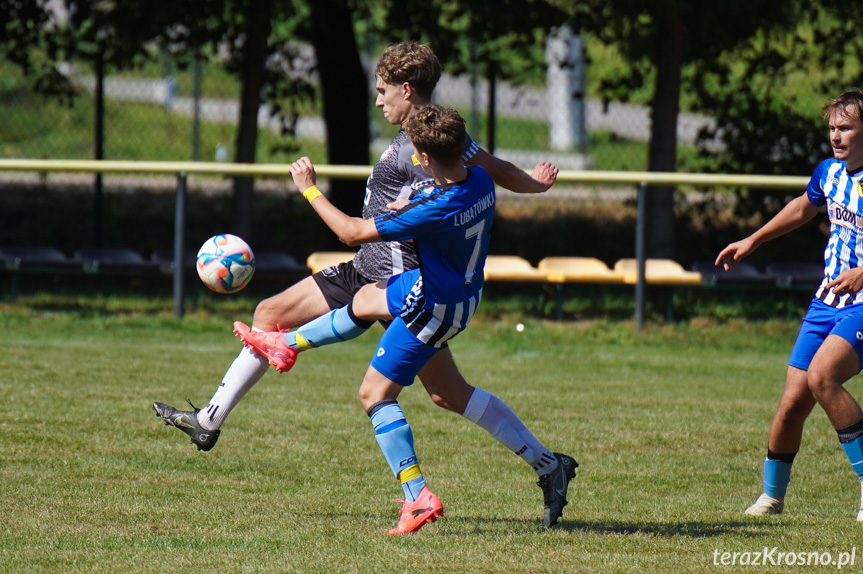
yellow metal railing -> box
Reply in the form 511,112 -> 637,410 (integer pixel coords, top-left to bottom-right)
0,158 -> 809,189
0,159 -> 812,324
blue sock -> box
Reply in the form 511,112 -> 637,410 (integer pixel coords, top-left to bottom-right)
838,420 -> 863,481
284,304 -> 373,351
763,458 -> 793,498
368,401 -> 426,501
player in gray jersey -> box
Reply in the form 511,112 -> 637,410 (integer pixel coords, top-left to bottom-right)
154,42 -> 577,528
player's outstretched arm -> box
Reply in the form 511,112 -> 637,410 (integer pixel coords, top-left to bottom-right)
290,157 -> 380,246
715,192 -> 820,271
468,148 -> 558,194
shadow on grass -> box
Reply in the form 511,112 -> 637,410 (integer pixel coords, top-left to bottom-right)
555,519 -> 775,538
417,515 -> 777,539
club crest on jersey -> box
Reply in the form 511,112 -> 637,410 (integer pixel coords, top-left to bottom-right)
410,179 -> 436,195
379,144 -> 395,162
858,180 -> 863,198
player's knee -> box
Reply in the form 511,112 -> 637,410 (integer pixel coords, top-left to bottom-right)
357,382 -> 381,411
427,392 -> 455,412
806,367 -> 834,398
252,297 -> 280,330
775,397 -> 811,424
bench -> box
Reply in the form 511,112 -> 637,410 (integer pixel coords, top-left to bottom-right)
483,255 -> 548,282
613,258 -> 702,286
0,246 -> 83,299
74,248 -> 161,275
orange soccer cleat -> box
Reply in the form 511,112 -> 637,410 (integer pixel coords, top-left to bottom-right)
388,486 -> 444,536
233,321 -> 298,373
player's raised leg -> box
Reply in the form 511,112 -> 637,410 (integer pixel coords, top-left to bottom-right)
235,280 -> 389,371
153,276 -> 331,449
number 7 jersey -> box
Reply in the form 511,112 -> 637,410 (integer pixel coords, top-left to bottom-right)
373,165 -> 495,308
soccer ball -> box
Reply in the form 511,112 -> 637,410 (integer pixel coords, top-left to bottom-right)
196,234 -> 255,294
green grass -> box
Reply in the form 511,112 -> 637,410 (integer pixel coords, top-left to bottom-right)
3,93 -> 327,164
2,299 -> 861,572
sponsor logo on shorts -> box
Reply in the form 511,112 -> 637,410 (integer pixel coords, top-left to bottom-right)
321,265 -> 338,277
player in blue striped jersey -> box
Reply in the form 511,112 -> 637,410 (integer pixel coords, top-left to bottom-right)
238,106 -> 494,534
154,42 -> 576,530
716,89 -> 863,519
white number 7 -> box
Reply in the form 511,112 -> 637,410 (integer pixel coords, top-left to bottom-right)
464,220 -> 485,284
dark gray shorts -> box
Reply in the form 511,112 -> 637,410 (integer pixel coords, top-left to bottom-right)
312,261 -> 375,310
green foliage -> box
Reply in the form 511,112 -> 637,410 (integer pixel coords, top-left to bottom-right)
379,0 -> 567,85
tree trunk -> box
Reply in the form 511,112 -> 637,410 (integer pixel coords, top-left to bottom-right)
232,0 -> 274,242
645,3 -> 684,259
310,0 -> 369,224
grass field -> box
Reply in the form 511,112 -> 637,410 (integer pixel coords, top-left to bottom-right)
2,302 -> 862,573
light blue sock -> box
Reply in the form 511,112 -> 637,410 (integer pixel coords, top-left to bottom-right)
369,401 -> 426,501
840,436 -> 863,481
284,305 -> 371,351
763,458 -> 793,498
838,421 -> 863,481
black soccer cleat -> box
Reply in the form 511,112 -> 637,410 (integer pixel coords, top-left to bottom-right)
537,452 -> 578,527
152,400 -> 220,452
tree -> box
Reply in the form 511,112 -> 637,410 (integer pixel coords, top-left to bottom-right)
381,0 -> 567,151
309,0 -> 369,219
26,0 -> 319,241
558,0 -> 800,258
686,1 -> 863,224
230,0 -> 275,241
0,0 -> 73,100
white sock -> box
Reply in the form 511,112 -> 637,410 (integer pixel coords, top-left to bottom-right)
462,388 -> 558,475
197,328 -> 270,431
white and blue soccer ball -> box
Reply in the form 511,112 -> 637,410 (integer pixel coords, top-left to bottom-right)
196,234 -> 255,294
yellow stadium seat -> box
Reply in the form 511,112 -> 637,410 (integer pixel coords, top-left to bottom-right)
483,255 -> 547,282
537,257 -> 624,284
613,258 -> 702,285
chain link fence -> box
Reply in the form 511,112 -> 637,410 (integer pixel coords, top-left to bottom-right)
3,38 -> 777,175
0,33 -> 833,270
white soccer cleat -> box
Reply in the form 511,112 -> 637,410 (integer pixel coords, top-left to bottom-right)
744,493 -> 784,516
857,483 -> 863,522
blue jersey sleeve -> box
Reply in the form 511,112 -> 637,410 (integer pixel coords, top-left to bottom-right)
374,191 -> 444,243
462,133 -> 479,163
806,159 -> 833,207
